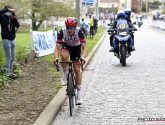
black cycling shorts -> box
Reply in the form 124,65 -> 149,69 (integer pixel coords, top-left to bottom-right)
60,42 -> 81,61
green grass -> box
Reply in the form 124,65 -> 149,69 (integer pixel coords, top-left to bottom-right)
86,26 -> 106,54
51,83 -> 62,89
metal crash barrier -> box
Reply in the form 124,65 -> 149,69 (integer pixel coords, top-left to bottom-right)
152,20 -> 165,30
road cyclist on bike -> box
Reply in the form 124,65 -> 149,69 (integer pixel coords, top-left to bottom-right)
54,17 -> 88,105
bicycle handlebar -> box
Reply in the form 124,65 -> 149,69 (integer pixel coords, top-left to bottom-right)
56,60 -> 84,71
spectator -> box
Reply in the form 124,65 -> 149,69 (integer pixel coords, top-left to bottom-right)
110,12 -> 115,23
93,16 -> 98,34
153,15 -> 156,21
0,5 -> 20,79
80,18 -> 88,37
86,13 -> 88,19
157,12 -> 160,20
89,14 -> 94,39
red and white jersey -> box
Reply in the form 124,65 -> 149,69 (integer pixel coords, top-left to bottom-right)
57,27 -> 86,46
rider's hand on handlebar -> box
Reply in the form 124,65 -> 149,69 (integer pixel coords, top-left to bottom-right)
80,57 -> 86,65
54,58 -> 60,66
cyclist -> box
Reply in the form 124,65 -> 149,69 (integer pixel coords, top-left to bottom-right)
54,17 -> 87,105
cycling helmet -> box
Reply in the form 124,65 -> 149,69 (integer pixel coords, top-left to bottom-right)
65,17 -> 77,26
117,10 -> 125,19
124,8 -> 132,18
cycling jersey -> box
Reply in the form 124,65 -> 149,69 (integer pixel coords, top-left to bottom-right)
57,27 -> 86,47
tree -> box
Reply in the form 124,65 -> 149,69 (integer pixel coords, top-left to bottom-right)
152,1 -> 162,5
0,0 -> 75,30
131,6 -> 139,13
163,3 -> 165,14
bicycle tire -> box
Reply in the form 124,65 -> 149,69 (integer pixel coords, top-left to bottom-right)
68,73 -> 74,116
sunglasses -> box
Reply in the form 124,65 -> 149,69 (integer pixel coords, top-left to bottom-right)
66,26 -> 75,30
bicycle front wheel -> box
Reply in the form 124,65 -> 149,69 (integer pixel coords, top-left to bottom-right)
68,73 -> 74,116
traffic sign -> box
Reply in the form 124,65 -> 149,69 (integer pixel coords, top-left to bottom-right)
82,0 -> 95,7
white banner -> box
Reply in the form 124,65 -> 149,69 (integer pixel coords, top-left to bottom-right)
32,30 -> 57,57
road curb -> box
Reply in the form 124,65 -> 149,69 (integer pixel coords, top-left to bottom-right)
33,30 -> 107,125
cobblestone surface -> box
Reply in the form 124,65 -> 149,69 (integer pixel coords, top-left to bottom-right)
71,26 -> 165,125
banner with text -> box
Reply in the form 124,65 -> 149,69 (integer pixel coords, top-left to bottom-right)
32,30 -> 57,57
82,0 -> 94,7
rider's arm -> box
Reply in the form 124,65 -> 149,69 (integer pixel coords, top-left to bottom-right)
127,19 -> 134,28
0,8 -> 9,15
112,20 -> 117,28
54,29 -> 63,59
79,29 -> 87,58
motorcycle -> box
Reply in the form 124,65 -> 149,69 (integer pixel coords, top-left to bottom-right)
136,17 -> 143,28
107,23 -> 137,66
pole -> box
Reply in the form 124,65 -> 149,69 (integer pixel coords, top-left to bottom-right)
75,0 -> 80,26
146,0 -> 148,16
95,0 -> 98,19
125,0 -> 127,9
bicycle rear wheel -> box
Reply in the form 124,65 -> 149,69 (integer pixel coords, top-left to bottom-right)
68,73 -> 74,116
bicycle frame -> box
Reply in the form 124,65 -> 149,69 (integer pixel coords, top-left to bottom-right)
55,60 -> 84,116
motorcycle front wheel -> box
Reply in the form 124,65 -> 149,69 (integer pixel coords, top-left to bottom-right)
120,46 -> 126,66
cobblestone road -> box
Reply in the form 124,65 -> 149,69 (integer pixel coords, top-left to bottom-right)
53,26 -> 165,125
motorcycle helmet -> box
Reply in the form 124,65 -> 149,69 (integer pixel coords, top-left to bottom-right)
124,8 -> 132,19
117,10 -> 125,19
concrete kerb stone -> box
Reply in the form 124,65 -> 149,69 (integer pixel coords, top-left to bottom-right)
33,31 -> 107,125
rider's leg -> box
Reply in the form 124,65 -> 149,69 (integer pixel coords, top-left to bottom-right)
109,34 -> 114,52
73,64 -> 82,95
70,45 -> 82,104
113,39 -> 119,55
131,34 -> 135,51
73,63 -> 82,105
60,44 -> 69,86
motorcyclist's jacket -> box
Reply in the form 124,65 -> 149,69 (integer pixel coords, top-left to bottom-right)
57,27 -> 86,47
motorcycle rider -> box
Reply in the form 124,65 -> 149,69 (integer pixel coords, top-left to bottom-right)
124,8 -> 136,51
109,9 -> 137,52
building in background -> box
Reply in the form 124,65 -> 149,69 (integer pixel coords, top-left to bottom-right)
118,0 -> 132,10
99,0 -> 118,8
132,0 -> 142,12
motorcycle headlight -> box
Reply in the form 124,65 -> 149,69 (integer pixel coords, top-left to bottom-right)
119,32 -> 127,36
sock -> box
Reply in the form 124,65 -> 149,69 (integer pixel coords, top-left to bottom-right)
76,85 -> 81,97
62,68 -> 68,76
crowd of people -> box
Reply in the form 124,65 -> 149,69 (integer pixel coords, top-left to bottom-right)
80,14 -> 98,39
153,11 -> 165,21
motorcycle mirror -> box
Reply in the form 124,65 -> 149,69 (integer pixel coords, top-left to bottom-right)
110,23 -> 113,26
133,22 -> 136,25
107,23 -> 113,26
